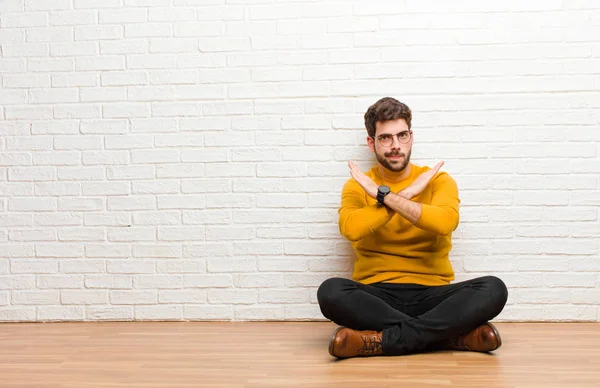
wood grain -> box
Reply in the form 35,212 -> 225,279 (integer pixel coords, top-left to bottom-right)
1,322 -> 598,387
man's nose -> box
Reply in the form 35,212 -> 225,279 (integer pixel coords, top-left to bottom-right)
390,135 -> 403,148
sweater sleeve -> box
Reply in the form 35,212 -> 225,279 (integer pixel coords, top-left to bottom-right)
415,172 -> 460,236
338,178 -> 393,242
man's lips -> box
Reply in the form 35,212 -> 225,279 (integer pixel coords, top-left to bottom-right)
386,153 -> 404,159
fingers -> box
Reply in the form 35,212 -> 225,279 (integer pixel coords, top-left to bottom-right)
432,160 -> 444,174
348,160 -> 362,176
348,160 -> 359,180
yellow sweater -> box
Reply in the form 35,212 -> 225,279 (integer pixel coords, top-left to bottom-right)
338,163 -> 460,286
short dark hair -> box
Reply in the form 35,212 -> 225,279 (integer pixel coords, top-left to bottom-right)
364,97 -> 412,138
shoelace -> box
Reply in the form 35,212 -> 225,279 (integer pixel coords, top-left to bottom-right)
359,335 -> 382,355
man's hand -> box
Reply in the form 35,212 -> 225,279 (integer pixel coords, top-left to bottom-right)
402,161 -> 444,199
348,161 -> 378,199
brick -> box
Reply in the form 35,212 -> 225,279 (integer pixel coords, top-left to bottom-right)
110,290 -> 157,305
150,70 -> 198,85
50,10 -> 96,26
8,198 -> 56,211
103,103 -> 149,118
133,211 -> 180,226
232,178 -> 282,193
157,164 -> 205,178
85,275 -> 132,289
206,226 -> 254,241
50,43 -> 97,58
87,307 -> 133,321
205,194 -> 253,209
234,274 -> 284,288
134,275 -> 182,289
208,289 -> 256,304
158,227 -> 205,241
135,305 -> 183,320
0,214 -> 33,227
235,306 -> 284,321
155,134 -> 204,147
206,257 -> 256,273
37,275 -> 84,289
83,151 -> 129,165
0,153 -> 32,166
259,289 -> 311,304
3,43 -> 49,57
184,274 -> 232,288
284,178 -> 332,192
60,260 -> 105,273
38,307 -> 85,321
131,150 -> 179,164
107,227 -> 156,242
284,304 -> 324,320
55,104 -> 102,119
157,260 -> 205,274
58,197 -> 103,211
233,209 -> 334,224
157,195 -> 205,210
7,137 -> 52,151
133,180 -> 180,194
81,87 -> 127,102
256,194 -> 307,208
5,106 -> 53,120
61,290 -> 108,305
0,308 -> 36,322
84,213 -> 131,227
284,241 -> 335,256
107,166 -> 154,180
159,290 -> 206,303
82,182 -> 129,196
181,148 -> 227,163
183,243 -> 231,258
0,244 -> 36,259
54,136 -> 103,150
133,244 -> 182,258
184,305 -> 233,321
57,167 -> 104,182
257,163 -> 306,177
102,71 -> 148,86
107,260 -> 155,274
58,227 -> 104,242
10,259 -> 58,274
11,290 -> 59,305
0,276 -> 36,290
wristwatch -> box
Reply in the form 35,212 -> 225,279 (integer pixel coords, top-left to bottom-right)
376,185 -> 390,205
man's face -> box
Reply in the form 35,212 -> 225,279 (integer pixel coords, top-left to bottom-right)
367,119 -> 413,173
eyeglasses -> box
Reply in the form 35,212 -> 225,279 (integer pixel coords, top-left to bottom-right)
371,130 -> 412,147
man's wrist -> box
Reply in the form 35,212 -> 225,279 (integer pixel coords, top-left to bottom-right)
398,189 -> 413,200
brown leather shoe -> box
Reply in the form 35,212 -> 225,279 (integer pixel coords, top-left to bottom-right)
328,327 -> 384,359
442,322 -> 502,352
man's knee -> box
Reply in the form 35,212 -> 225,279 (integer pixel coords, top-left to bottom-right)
317,277 -> 348,307
480,275 -> 508,314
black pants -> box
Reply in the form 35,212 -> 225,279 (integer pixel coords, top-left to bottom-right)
317,276 -> 508,356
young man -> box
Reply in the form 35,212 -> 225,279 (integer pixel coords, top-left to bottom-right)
317,97 -> 508,359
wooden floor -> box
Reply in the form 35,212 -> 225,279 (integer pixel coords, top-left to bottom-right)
1,322 -> 599,388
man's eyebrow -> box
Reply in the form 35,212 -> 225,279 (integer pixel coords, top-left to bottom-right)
378,130 -> 408,136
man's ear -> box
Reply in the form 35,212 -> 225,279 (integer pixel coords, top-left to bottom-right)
367,136 -> 375,152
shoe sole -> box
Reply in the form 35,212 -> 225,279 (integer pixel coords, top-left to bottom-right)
328,327 -> 345,358
485,322 -> 502,351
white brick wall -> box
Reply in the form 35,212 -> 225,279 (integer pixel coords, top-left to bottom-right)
1,0 -> 599,323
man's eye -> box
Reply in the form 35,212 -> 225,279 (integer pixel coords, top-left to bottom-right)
380,135 -> 391,141
399,132 -> 409,138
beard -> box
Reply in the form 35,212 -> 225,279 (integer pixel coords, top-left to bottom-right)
375,147 -> 411,173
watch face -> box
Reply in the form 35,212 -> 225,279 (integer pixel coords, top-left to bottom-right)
379,185 -> 390,194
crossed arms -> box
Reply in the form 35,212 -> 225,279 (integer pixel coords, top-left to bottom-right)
339,161 -> 460,242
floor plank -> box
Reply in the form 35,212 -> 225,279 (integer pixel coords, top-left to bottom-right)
1,322 -> 598,387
